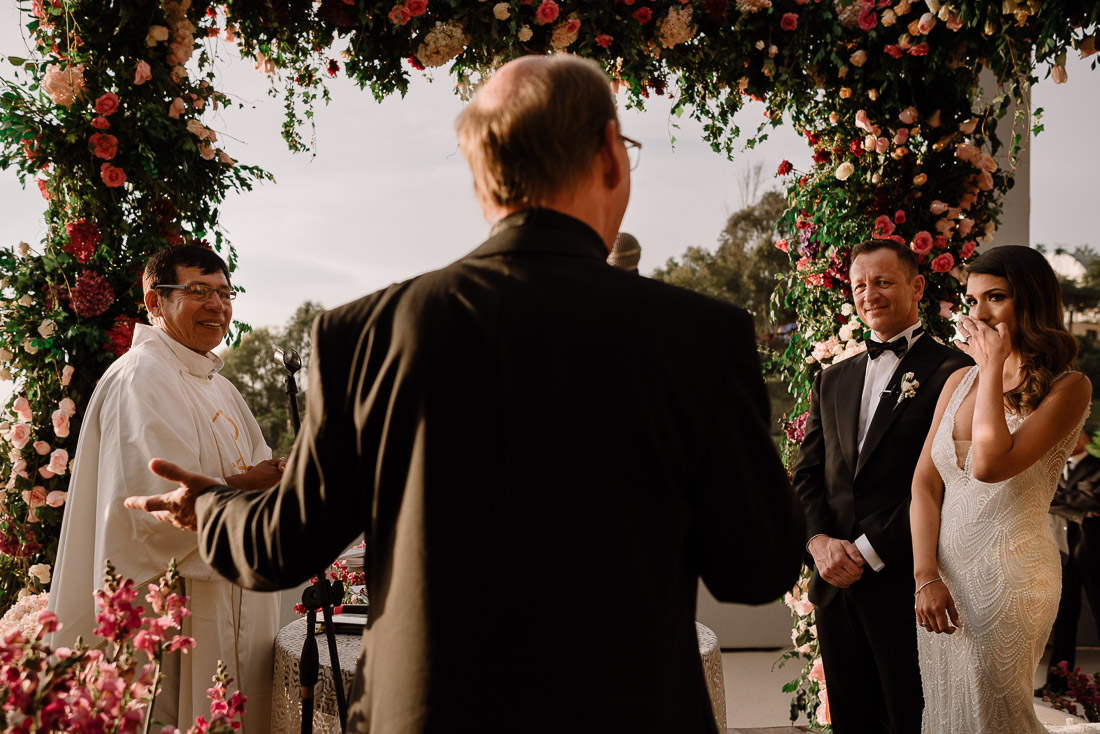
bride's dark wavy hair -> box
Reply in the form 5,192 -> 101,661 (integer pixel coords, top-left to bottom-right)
966,245 -> 1078,414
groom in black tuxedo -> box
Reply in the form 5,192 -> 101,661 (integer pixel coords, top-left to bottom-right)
793,240 -> 971,733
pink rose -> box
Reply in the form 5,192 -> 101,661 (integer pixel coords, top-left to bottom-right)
13,396 -> 33,423
911,231 -> 934,255
134,60 -> 152,85
908,42 -> 929,56
46,490 -> 67,507
873,215 -> 895,237
929,200 -> 948,215
917,12 -> 936,34
894,127 -> 909,145
168,97 -> 186,119
58,398 -> 75,415
960,240 -> 977,259
930,253 -> 955,273
33,441 -> 51,456
94,92 -> 119,116
899,106 -> 918,125
38,465 -> 54,479
47,448 -> 68,476
89,132 -> 118,160
793,597 -> 814,616
780,12 -> 798,30
23,486 -> 47,508
61,365 -> 74,386
100,163 -> 127,188
894,210 -> 906,224
51,410 -> 70,438
91,116 -> 111,130
857,9 -> 877,30
957,218 -> 974,237
855,109 -> 873,133
875,137 -> 889,154
12,460 -> 28,478
535,0 -> 559,24
977,171 -> 994,191
809,658 -> 826,684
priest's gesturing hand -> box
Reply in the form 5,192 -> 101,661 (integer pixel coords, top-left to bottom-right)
224,457 -> 287,490
808,534 -> 866,588
124,458 -> 219,532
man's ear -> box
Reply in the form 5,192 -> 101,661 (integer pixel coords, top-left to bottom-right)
599,119 -> 624,191
144,287 -> 160,316
912,273 -> 926,301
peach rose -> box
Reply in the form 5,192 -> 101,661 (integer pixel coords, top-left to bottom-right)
929,200 -> 948,215
977,171 -> 993,191
134,60 -> 152,85
917,12 -> 936,34
894,128 -> 910,145
38,466 -> 54,479
930,253 -> 955,273
61,365 -> 74,386
58,398 -> 75,416
46,490 -> 67,508
146,25 -> 169,46
899,106 -> 919,125
855,109 -> 873,133
47,448 -> 68,476
51,410 -> 70,438
198,142 -> 216,160
1082,36 -> 1097,59
913,173 -> 928,185
958,118 -> 978,134
834,161 -> 855,181
849,50 -> 867,67
33,441 -> 51,456
13,396 -> 33,423
168,97 -> 186,119
957,218 -> 975,237
1052,65 -> 1068,85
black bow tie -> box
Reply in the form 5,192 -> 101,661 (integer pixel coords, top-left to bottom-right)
866,338 -> 908,360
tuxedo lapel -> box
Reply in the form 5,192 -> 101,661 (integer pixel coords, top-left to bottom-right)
855,336 -> 941,476
835,354 -> 866,475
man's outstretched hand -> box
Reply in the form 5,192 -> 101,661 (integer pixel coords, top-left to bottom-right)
124,459 -> 220,532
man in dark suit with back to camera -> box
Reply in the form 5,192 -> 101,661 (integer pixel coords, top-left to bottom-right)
793,239 -> 971,733
127,54 -> 805,733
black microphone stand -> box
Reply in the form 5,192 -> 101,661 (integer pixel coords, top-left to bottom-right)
274,346 -> 303,434
299,577 -> 349,733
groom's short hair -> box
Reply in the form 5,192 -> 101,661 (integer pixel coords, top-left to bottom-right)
851,239 -> 919,279
455,55 -> 618,210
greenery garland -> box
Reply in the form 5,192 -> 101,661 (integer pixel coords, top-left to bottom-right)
1,0 -> 1098,727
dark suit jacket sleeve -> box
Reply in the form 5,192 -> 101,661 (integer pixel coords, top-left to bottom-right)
791,371 -> 831,544
194,310 -> 369,591
1053,456 -> 1100,515
695,311 -> 804,604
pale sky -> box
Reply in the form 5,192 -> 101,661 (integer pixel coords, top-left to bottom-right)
2,0 -> 1098,334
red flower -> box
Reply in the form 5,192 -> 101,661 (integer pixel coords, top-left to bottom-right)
873,215 -> 895,238
37,178 -> 49,200
894,209 -> 906,224
930,253 -> 955,273
94,92 -> 119,116
884,44 -> 903,58
911,230 -> 934,255
777,160 -> 793,176
775,238 -> 789,252
909,42 -> 929,56
595,34 -> 613,48
780,12 -> 798,31
91,116 -> 111,130
812,148 -> 831,164
89,132 -> 118,160
404,0 -> 427,16
535,0 -> 559,24
406,56 -> 425,70
933,235 -> 948,249
960,240 -> 977,259
388,5 -> 411,24
857,9 -> 877,30
65,218 -> 101,263
100,162 -> 127,188
70,269 -> 115,317
804,130 -> 821,145
106,316 -> 140,356
701,0 -> 727,21
633,7 -> 652,23
326,59 -> 340,77
849,140 -> 864,157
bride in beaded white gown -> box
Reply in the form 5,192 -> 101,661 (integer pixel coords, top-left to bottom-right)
910,246 -> 1097,734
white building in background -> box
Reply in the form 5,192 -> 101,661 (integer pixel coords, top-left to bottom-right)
1047,247 -> 1097,284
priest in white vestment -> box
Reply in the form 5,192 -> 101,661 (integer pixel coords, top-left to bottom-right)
48,245 -> 283,733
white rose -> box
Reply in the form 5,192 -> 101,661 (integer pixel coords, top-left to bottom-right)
22,338 -> 37,355
517,25 -> 533,42
17,295 -> 32,307
841,303 -> 854,316
838,325 -> 852,342
493,2 -> 510,20
835,162 -> 855,181
29,563 -> 50,584
37,319 -> 56,338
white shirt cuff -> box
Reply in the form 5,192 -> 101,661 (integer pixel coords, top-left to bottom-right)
854,534 -> 885,572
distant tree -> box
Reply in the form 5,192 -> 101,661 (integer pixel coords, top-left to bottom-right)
651,189 -> 794,333
219,301 -> 325,455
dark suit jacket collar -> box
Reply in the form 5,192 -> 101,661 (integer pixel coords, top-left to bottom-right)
471,208 -> 609,261
855,334 -> 944,476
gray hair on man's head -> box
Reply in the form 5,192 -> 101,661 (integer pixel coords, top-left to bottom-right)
455,55 -> 619,210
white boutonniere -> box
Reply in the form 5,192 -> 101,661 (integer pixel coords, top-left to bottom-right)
896,372 -> 919,408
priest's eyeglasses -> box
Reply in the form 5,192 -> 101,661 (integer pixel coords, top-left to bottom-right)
620,134 -> 642,171
156,283 -> 237,304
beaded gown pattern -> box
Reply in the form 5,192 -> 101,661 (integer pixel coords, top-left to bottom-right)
918,366 -> 1094,734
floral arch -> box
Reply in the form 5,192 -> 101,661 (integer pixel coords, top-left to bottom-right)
0,0 -> 1097,726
